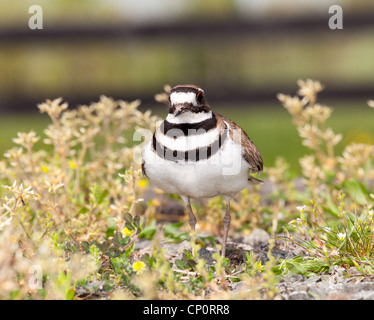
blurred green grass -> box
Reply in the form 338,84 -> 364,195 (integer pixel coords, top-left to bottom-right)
0,113 -> 50,155
217,101 -> 374,173
1,100 -> 373,174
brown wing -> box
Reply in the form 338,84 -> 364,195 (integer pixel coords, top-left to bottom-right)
141,162 -> 148,178
215,112 -> 263,175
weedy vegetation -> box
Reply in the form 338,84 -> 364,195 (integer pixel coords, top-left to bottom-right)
276,81 -> 374,277
0,80 -> 373,299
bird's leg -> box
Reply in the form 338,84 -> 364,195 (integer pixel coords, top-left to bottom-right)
222,198 -> 231,257
186,198 -> 197,232
181,196 -> 196,231
181,196 -> 197,256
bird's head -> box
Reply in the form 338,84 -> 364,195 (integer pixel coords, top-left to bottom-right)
168,85 -> 211,122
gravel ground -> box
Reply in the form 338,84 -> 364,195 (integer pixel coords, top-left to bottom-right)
138,179 -> 374,300
134,228 -> 374,300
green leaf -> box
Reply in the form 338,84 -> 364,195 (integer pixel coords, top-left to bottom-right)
65,289 -> 75,300
183,249 -> 194,260
133,215 -> 140,230
322,194 -> 340,217
222,257 -> 230,267
139,219 -> 156,240
90,240 -> 100,249
125,221 -> 134,230
113,231 -> 123,245
81,241 -> 90,253
105,218 -> 117,238
120,236 -> 131,247
163,221 -> 184,233
106,248 -> 121,258
142,253 -> 155,268
71,243 -> 78,252
342,178 -> 369,205
78,193 -> 85,205
99,241 -> 110,252
77,207 -> 89,215
163,222 -> 189,242
9,290 -> 20,300
175,259 -> 189,270
124,212 -> 133,224
198,235 -> 216,247
97,189 -> 109,204
187,259 -> 197,269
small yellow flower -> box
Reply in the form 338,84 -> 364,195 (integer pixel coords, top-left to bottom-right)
41,165 -> 49,173
121,227 -> 134,237
138,179 -> 147,188
68,160 -> 77,169
132,261 -> 146,274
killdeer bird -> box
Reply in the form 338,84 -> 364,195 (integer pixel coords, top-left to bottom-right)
142,85 -> 263,256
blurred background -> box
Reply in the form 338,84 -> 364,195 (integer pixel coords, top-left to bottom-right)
1,0 -> 374,172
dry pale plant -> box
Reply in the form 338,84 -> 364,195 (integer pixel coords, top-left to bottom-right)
0,96 -> 161,298
278,79 -> 374,202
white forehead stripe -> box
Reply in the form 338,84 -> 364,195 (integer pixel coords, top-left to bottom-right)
170,92 -> 198,106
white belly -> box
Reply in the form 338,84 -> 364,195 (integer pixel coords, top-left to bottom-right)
142,135 -> 250,199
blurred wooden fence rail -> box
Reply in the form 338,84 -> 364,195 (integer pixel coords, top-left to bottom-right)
1,14 -> 374,112
1,14 -> 374,42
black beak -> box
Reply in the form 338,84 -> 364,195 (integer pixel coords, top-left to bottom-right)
174,105 -> 188,117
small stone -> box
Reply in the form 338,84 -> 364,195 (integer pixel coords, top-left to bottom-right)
288,274 -> 305,283
198,248 -> 216,266
242,228 -> 270,247
288,291 -> 311,300
134,239 -> 152,250
180,240 -> 192,252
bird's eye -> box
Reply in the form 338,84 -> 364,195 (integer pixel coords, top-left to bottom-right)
196,92 -> 204,104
